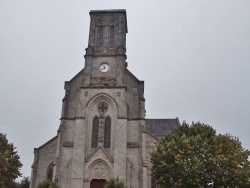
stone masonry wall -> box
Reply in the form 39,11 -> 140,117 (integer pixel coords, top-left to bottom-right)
32,137 -> 57,188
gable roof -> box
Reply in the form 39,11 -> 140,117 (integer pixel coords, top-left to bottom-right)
145,118 -> 179,137
37,135 -> 58,150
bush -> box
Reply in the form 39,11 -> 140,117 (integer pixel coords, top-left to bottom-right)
105,177 -> 125,188
36,180 -> 60,188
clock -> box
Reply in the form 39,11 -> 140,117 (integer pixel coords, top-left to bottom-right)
100,63 -> 110,72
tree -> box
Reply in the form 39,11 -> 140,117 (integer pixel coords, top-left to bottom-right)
20,177 -> 30,188
105,177 -> 125,188
151,122 -> 250,187
36,180 -> 60,188
0,133 -> 22,187
6,180 -> 19,188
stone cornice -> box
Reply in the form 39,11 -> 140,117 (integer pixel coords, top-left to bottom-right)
84,54 -> 127,58
80,86 -> 127,89
60,116 -> 85,120
60,117 -> 145,121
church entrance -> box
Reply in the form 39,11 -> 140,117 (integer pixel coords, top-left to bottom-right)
90,179 -> 106,188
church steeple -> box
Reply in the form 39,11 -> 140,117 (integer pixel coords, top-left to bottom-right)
84,10 -> 128,87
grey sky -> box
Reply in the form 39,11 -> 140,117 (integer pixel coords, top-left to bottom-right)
1,0 -> 250,178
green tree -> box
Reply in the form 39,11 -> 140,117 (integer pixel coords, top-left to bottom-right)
105,177 -> 125,188
0,133 -> 22,187
6,180 -> 19,188
20,177 -> 30,188
36,180 -> 60,188
151,122 -> 250,188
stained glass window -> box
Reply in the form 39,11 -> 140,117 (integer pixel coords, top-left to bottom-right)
91,117 -> 99,148
104,117 -> 111,148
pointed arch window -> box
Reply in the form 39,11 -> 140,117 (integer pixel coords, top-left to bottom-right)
104,117 -> 111,148
91,117 -> 99,148
47,163 -> 53,181
110,25 -> 115,47
98,25 -> 104,47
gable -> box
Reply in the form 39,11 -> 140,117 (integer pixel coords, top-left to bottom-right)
37,135 -> 58,150
85,146 -> 114,163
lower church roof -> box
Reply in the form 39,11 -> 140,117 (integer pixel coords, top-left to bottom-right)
145,118 -> 179,137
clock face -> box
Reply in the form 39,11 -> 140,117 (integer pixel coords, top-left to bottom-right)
100,63 -> 110,72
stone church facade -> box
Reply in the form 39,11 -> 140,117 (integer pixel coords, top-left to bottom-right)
30,9 -> 178,188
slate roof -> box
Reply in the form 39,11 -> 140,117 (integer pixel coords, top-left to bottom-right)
145,118 -> 179,137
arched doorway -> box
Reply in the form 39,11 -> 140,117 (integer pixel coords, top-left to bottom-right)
90,179 -> 106,188
87,159 -> 112,188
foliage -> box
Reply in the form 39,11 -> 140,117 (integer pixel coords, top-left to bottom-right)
20,177 -> 30,188
105,177 -> 125,188
36,180 -> 60,188
151,122 -> 250,188
5,180 -> 19,188
0,133 -> 22,187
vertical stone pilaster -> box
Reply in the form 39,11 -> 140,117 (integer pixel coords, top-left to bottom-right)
83,56 -> 93,86
126,161 -> 132,188
70,119 -> 86,188
143,167 -> 148,188
113,119 -> 127,182
141,121 -> 148,188
88,15 -> 96,47
30,148 -> 39,188
29,167 -> 33,188
117,14 -> 126,48
116,56 -> 126,86
54,127 -> 61,182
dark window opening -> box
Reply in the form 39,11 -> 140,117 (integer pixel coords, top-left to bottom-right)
104,117 -> 111,148
91,117 -> 99,148
110,25 -> 115,47
47,163 -> 53,181
98,25 -> 103,47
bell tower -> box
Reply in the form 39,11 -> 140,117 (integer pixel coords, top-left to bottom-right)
84,10 -> 128,87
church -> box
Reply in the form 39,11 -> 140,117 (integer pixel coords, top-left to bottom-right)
30,9 -> 179,188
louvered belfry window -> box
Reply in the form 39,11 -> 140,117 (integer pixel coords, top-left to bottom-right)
98,25 -> 103,46
110,25 -> 115,47
91,117 -> 99,148
104,117 -> 111,148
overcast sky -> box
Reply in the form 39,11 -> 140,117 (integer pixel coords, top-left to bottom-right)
1,0 -> 250,179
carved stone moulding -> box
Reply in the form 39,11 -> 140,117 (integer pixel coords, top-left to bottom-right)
90,77 -> 117,87
127,142 -> 140,149
93,13 -> 120,18
60,116 -> 84,120
90,161 -> 110,180
63,141 -> 74,148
